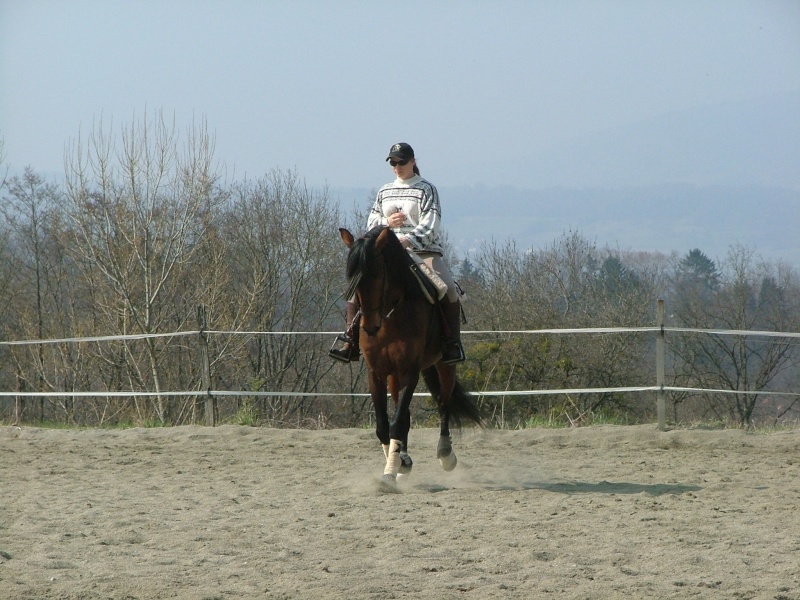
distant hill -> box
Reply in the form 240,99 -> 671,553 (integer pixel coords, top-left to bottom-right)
440,184 -> 800,268
332,182 -> 800,268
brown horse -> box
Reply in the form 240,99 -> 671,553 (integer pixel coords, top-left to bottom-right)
338,225 -> 482,485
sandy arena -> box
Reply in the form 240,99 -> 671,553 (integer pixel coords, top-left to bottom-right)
1,424 -> 799,599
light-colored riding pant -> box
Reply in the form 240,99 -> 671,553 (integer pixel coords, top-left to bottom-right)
418,252 -> 459,302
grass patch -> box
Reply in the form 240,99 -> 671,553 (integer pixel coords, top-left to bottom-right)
229,401 -> 259,427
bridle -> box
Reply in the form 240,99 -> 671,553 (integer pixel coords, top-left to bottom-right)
354,255 -> 405,331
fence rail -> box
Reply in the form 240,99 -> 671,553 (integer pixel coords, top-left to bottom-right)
3,326 -> 798,347
2,300 -> 798,429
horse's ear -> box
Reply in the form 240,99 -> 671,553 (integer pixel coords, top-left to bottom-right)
339,228 -> 355,248
374,226 -> 391,252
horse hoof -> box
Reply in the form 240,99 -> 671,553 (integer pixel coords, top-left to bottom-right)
438,451 -> 457,472
399,452 -> 413,475
378,474 -> 400,493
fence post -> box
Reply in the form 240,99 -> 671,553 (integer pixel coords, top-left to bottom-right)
197,305 -> 216,427
656,299 -> 666,431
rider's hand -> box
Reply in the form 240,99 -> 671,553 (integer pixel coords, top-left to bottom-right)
387,211 -> 406,228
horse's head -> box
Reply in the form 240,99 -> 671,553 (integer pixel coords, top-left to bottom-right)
339,226 -> 414,336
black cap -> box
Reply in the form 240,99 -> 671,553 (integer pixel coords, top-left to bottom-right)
385,142 -> 414,162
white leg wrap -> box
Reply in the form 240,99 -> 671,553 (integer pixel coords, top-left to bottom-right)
383,439 -> 402,476
382,444 -> 390,459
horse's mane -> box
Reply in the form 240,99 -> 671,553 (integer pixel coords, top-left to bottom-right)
346,226 -> 423,300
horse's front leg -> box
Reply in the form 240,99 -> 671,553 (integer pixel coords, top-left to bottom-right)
369,372 -> 390,454
383,373 -> 418,483
370,373 -> 413,479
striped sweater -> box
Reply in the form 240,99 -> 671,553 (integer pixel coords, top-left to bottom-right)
366,175 -> 444,254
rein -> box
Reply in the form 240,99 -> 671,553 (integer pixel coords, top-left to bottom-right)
344,272 -> 361,303
358,261 -> 405,322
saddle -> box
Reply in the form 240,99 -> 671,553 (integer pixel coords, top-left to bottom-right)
407,252 -> 448,304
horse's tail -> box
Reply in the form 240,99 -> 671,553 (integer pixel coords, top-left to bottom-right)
422,366 -> 483,429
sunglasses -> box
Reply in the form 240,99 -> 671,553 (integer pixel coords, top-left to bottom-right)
389,158 -> 410,167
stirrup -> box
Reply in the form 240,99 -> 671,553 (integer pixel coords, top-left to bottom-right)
441,339 -> 466,364
329,334 -> 360,362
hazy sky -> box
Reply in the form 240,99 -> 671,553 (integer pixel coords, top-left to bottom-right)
1,0 -> 799,191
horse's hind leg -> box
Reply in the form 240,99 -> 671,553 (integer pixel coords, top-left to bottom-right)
435,364 -> 458,472
437,416 -> 457,472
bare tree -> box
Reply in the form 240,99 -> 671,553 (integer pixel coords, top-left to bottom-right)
468,231 -> 661,426
0,134 -> 8,190
0,154 -> 15,420
669,244 -> 800,426
64,112 -> 223,424
217,170 -> 349,425
1,168 -> 70,421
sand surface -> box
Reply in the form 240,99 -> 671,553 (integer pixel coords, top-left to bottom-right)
1,424 -> 799,599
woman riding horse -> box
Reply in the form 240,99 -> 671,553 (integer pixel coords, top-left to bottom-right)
329,142 -> 465,365
335,225 -> 481,483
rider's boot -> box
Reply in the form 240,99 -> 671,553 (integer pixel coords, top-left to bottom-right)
441,299 -> 466,364
329,301 -> 361,362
